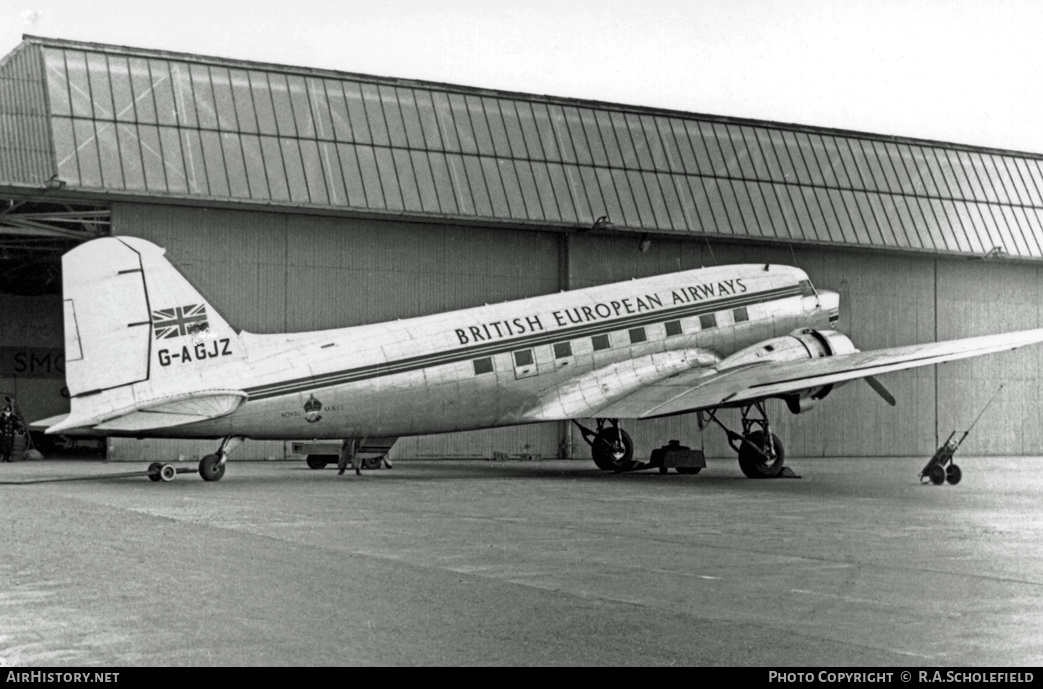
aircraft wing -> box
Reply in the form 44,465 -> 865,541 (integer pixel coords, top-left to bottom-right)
593,328 -> 1043,419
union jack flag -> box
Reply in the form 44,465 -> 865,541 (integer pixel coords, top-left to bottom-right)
152,304 -> 210,339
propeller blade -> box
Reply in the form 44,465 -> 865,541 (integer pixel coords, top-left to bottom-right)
864,375 -> 896,406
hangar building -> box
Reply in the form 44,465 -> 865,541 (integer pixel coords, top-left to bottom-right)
2,35 -> 1041,462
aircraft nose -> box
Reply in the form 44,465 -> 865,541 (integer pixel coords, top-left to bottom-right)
819,290 -> 840,327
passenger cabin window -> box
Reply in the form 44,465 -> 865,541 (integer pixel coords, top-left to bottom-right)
798,279 -> 816,297
513,348 -> 537,379
700,314 -> 717,330
473,357 -> 493,375
553,341 -> 574,370
592,334 -> 611,351
665,320 -> 683,337
733,306 -> 749,323
628,327 -> 646,344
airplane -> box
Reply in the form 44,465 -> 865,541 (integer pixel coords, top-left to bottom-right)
35,235 -> 1043,482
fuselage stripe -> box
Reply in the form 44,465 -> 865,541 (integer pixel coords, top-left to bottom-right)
244,284 -> 805,400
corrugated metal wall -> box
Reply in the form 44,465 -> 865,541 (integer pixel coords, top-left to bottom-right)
935,259 -> 1043,455
0,42 -> 54,185
110,202 -> 562,461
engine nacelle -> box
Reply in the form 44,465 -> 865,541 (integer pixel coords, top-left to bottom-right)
719,329 -> 858,414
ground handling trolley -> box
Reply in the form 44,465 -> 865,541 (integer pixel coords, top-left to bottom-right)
919,384 -> 1003,486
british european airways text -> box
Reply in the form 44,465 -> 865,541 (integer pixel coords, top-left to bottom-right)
453,279 -> 748,346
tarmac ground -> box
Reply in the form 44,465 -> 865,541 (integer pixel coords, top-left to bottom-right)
1,454 -> 1041,667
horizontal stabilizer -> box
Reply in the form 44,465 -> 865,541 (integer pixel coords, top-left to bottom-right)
30,414 -> 68,430
141,393 -> 246,418
94,410 -> 221,432
45,391 -> 246,434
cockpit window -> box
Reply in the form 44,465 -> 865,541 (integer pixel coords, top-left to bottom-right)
798,279 -> 816,297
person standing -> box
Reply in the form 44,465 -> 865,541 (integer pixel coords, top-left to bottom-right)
337,438 -> 362,476
0,406 -> 19,462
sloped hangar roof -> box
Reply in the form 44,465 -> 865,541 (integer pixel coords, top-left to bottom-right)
3,35 -> 1043,260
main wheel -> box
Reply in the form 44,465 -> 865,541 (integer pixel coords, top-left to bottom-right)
306,455 -> 328,470
199,454 -> 225,482
945,464 -> 962,485
591,428 -> 636,471
738,431 -> 785,479
928,463 -> 946,486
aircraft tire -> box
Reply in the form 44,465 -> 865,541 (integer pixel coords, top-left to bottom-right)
306,455 -> 329,470
591,428 -> 636,471
738,431 -> 785,479
945,464 -> 962,485
148,462 -> 162,482
928,464 -> 946,486
199,454 -> 225,482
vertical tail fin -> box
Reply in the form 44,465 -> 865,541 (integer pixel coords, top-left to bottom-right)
62,236 -> 244,397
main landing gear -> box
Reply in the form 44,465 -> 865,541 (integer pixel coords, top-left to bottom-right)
703,401 -> 789,479
577,402 -> 793,479
573,420 -> 705,474
573,419 -> 636,471
146,436 -> 244,483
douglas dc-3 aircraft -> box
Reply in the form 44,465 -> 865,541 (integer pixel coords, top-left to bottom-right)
36,236 -> 1043,482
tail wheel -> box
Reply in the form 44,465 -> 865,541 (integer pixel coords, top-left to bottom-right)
199,454 -> 225,482
591,428 -> 636,471
738,431 -> 785,479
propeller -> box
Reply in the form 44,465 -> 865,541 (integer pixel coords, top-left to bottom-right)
864,375 -> 896,406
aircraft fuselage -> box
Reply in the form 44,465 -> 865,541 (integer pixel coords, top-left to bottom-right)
118,263 -> 832,440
